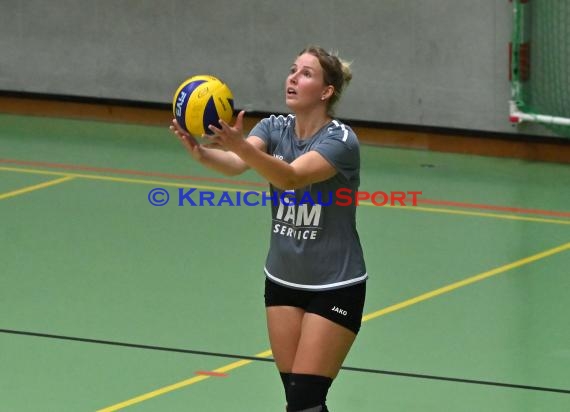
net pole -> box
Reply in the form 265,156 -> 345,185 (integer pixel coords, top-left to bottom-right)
509,0 -> 570,129
510,101 -> 570,126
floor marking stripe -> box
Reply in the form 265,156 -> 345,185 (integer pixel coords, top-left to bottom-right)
359,202 -> 570,226
0,158 -> 266,187
96,350 -> 272,412
2,328 -> 569,394
96,242 -> 569,410
417,198 -> 570,218
362,241 -> 570,322
96,375 -> 210,412
1,159 -> 569,217
0,166 -> 243,194
195,371 -> 228,377
2,166 -> 568,226
0,175 -> 74,200
359,202 -> 570,225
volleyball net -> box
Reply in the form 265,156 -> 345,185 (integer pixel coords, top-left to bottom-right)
509,0 -> 570,138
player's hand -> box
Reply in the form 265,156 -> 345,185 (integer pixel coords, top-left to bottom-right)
205,110 -> 246,153
170,119 -> 206,161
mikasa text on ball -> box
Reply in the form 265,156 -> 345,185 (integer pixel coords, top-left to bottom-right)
172,75 -> 234,136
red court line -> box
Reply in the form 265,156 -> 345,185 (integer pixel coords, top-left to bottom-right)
195,371 -> 228,377
417,198 -> 570,218
0,158 -> 266,188
1,158 -> 568,218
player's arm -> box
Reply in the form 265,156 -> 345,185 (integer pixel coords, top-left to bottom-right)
209,112 -> 337,189
170,119 -> 266,176
237,144 -> 336,190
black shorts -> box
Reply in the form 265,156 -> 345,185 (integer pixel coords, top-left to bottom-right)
264,278 -> 366,334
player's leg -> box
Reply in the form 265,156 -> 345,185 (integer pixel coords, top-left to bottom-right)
266,305 -> 305,373
266,305 -> 305,410
285,314 -> 356,411
264,278 -> 308,402
293,313 -> 356,378
286,282 -> 366,411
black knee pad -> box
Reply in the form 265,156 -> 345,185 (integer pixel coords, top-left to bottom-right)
286,373 -> 333,411
280,372 -> 292,393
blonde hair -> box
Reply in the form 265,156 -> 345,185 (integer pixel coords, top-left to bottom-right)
299,46 -> 353,114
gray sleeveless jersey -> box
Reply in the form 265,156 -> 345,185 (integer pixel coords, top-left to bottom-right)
249,114 -> 367,290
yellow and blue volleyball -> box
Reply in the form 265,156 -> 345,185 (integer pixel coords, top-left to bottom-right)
172,75 -> 234,136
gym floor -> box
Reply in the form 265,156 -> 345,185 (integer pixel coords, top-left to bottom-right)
1,111 -> 569,411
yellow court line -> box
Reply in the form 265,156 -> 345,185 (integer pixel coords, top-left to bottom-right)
96,242 -> 569,411
1,166 -> 569,226
362,241 -> 570,322
359,201 -> 570,226
96,350 -> 273,412
0,166 -> 242,194
0,175 -> 75,201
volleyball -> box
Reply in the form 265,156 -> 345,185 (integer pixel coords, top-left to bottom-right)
172,75 -> 234,136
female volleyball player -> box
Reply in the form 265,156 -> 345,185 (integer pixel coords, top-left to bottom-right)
171,46 -> 367,412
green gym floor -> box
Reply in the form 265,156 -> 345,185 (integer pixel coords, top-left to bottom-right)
1,112 -> 569,412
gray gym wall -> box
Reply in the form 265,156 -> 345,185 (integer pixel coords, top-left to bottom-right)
0,0 -> 544,136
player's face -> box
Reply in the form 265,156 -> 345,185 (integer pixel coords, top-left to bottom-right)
285,53 -> 328,111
